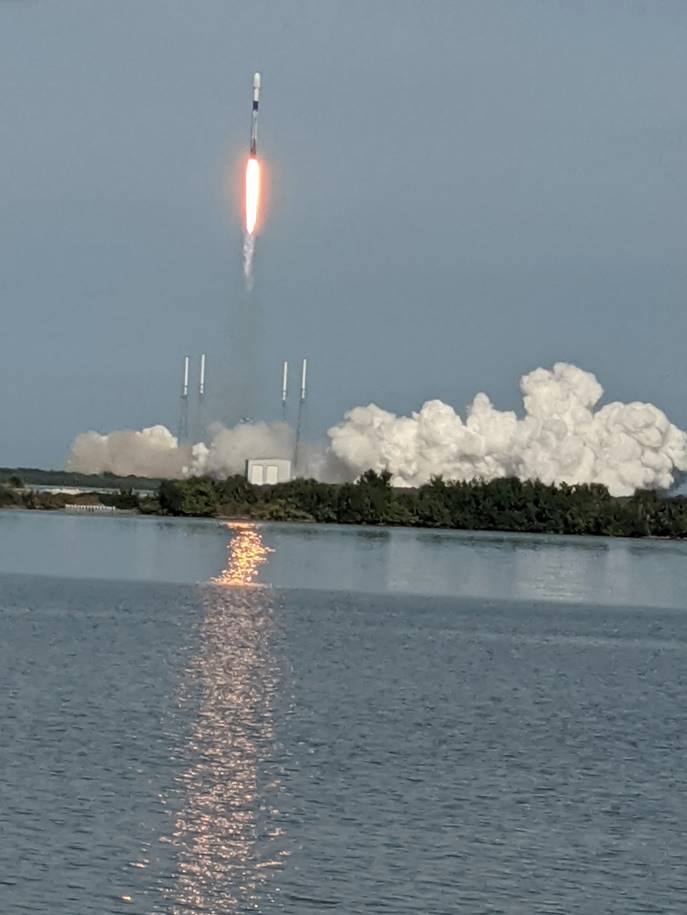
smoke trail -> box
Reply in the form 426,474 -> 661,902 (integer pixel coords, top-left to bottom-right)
242,232 -> 255,291
65,364 -> 687,497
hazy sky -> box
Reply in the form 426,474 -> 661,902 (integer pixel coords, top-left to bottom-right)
1,0 -> 686,467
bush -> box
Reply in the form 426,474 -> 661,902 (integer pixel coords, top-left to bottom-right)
251,499 -> 315,522
159,478 -> 219,516
98,488 -> 140,510
138,496 -> 161,515
0,485 -> 21,507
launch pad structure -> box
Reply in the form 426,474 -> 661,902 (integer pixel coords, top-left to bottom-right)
177,355 -> 190,442
177,353 -> 207,444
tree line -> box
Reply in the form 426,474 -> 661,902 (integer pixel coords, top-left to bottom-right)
0,482 -> 152,513
3,470 -> 687,538
157,471 -> 687,539
0,467 -> 160,491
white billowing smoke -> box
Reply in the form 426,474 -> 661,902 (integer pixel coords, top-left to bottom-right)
187,420 -> 294,477
328,363 -> 687,496
66,419 -> 334,481
66,425 -> 192,478
65,363 -> 687,497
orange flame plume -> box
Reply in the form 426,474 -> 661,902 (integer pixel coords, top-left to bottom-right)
245,157 -> 261,235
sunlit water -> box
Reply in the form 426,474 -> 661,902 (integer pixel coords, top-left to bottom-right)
1,510 -> 686,913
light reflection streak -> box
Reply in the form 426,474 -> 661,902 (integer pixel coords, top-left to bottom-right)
211,522 -> 273,587
162,523 -> 285,913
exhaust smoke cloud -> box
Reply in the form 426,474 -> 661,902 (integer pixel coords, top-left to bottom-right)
329,363 -> 687,496
67,425 -> 193,479
66,363 -> 687,497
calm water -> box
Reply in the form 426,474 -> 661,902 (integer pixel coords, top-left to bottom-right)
1,511 -> 686,913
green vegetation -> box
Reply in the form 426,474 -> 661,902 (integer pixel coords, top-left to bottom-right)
0,467 -> 160,491
3,469 -> 687,539
159,479 -> 219,517
0,485 -> 142,512
156,472 -> 687,539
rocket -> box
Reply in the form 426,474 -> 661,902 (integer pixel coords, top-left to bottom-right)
244,72 -> 262,239
250,71 -> 261,156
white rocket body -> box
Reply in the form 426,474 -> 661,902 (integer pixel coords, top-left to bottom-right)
250,71 -> 261,156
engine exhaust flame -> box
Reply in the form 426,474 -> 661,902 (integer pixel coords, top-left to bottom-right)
243,156 -> 261,288
245,157 -> 260,235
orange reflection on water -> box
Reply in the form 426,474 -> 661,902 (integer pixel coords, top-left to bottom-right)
211,522 -> 273,587
163,567 -> 286,912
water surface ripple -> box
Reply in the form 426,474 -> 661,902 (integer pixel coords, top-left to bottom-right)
1,514 -> 686,913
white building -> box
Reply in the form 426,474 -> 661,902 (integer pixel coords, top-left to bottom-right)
245,458 -> 292,486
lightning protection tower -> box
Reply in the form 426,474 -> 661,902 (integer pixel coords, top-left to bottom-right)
195,353 -> 207,442
294,357 -> 308,474
178,355 -> 190,442
281,360 -> 289,421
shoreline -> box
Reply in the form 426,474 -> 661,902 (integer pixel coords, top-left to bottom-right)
3,471 -> 687,540
1,500 -> 685,544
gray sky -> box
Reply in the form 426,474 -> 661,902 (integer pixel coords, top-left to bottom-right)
1,0 -> 686,467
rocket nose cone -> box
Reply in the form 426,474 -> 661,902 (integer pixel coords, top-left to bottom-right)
253,72 -> 261,88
